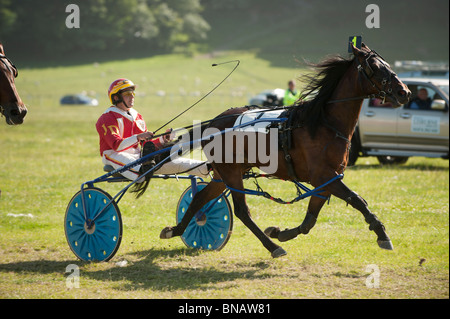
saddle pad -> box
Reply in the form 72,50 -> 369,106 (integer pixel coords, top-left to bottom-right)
233,109 -> 285,133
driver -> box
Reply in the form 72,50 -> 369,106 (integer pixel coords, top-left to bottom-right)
95,78 -> 210,181
409,88 -> 431,110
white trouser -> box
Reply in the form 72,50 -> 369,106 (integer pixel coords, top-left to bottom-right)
102,149 -> 209,182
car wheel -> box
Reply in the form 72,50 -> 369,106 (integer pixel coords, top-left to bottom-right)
377,156 -> 409,165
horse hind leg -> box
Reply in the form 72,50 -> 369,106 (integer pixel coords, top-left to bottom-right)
265,196 -> 327,242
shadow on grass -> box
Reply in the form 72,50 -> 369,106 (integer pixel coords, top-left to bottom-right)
0,247 -> 275,292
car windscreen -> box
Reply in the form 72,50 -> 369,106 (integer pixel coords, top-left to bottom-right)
438,85 -> 449,98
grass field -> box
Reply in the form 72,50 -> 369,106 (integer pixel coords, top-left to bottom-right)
0,52 -> 448,299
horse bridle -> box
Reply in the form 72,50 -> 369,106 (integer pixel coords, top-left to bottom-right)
323,50 -> 400,151
328,50 -> 397,104
359,50 -> 397,101
0,53 -> 19,116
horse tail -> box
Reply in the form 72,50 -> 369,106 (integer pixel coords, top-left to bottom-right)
131,177 -> 150,199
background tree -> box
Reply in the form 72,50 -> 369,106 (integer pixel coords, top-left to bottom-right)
1,0 -> 210,59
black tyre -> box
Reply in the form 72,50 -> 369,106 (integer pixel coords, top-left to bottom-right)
377,156 -> 409,165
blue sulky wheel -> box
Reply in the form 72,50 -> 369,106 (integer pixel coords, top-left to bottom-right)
64,187 -> 122,262
176,182 -> 233,251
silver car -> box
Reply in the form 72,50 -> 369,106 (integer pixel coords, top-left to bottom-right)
248,89 -> 285,107
349,78 -> 449,165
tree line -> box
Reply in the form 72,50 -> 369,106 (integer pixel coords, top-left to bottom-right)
0,0 -> 211,57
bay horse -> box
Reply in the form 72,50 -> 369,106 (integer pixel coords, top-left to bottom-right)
159,43 -> 411,258
0,42 -> 27,125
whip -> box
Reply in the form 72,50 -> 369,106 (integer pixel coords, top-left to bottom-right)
152,60 -> 240,134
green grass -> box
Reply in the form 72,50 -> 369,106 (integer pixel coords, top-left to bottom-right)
0,52 -> 448,299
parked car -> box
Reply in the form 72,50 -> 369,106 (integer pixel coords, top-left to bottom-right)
60,94 -> 99,106
249,89 -> 285,107
349,77 -> 449,165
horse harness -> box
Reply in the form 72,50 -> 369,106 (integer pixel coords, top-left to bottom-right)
277,108 -> 300,181
274,108 -> 349,182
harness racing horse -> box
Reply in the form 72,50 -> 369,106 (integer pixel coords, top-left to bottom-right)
159,43 -> 411,258
0,43 -> 27,125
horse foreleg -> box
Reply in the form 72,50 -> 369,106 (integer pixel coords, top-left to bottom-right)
265,195 -> 327,242
326,179 -> 393,250
160,180 -> 225,239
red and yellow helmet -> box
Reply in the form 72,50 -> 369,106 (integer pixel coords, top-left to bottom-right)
108,78 -> 135,104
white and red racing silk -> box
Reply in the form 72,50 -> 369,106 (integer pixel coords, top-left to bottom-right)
95,105 -> 209,181
95,106 -> 162,156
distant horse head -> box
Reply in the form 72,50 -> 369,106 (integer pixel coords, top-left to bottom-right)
0,43 -> 27,125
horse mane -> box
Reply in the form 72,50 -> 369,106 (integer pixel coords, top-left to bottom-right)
296,54 -> 356,138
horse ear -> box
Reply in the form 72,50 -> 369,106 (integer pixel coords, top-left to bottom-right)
350,42 -> 364,57
0,42 -> 4,55
361,42 -> 370,51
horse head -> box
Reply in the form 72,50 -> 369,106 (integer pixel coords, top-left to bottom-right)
351,43 -> 411,107
0,43 -> 27,125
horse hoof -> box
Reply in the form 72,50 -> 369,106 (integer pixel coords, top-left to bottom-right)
264,226 -> 280,239
160,227 -> 174,239
377,240 -> 394,250
271,247 -> 287,258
